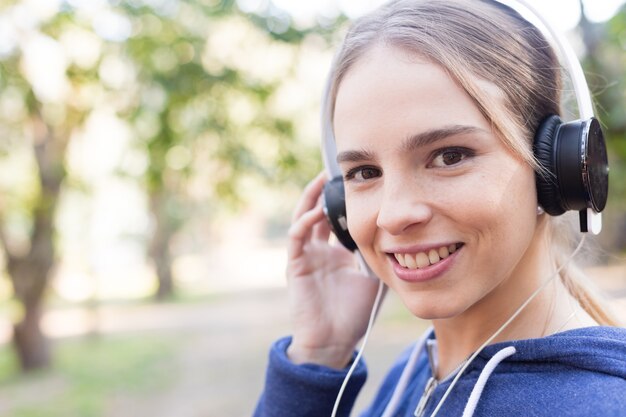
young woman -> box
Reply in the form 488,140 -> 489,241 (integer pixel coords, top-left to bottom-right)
254,1 -> 626,416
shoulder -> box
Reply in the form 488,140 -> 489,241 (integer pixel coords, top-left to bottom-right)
471,370 -> 626,417
470,326 -> 626,416
480,326 -> 626,378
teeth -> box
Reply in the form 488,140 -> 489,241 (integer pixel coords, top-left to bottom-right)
405,254 -> 417,269
395,253 -> 407,268
394,244 -> 460,270
428,249 -> 440,264
415,253 -> 430,268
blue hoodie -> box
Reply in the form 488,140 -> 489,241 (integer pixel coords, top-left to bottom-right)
254,326 -> 626,417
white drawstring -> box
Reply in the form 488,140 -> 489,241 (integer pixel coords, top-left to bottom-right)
428,234 -> 586,417
461,346 -> 517,417
332,233 -> 585,417
381,328 -> 433,417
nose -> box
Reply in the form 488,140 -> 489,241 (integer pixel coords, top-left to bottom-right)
376,176 -> 433,236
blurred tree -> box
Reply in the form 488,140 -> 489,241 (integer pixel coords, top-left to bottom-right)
0,9 -> 95,370
117,0 -> 340,299
579,2 -> 626,251
0,0 -> 340,370
0,0 -> 341,371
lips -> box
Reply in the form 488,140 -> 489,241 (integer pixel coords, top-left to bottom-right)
387,243 -> 463,283
393,243 -> 463,269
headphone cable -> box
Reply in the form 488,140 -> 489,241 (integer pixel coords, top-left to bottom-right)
428,234 -> 587,417
331,252 -> 386,417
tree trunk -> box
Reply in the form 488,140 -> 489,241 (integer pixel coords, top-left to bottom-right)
6,218 -> 57,371
12,306 -> 50,370
6,255 -> 54,371
149,191 -> 176,300
0,109 -> 66,372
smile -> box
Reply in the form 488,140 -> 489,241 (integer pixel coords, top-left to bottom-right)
393,243 -> 463,270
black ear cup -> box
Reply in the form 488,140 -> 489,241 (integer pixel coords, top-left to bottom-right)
583,118 -> 609,213
534,115 -> 568,215
322,176 -> 358,251
533,115 -> 609,217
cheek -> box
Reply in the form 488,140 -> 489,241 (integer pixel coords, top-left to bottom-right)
466,163 -> 538,261
487,163 -> 537,223
459,159 -> 536,215
427,159 -> 538,263
345,193 -> 378,247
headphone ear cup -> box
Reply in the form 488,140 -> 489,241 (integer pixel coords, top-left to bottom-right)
322,176 -> 358,251
534,115 -> 567,216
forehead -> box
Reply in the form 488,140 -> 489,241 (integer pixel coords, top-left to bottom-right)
332,45 -> 503,151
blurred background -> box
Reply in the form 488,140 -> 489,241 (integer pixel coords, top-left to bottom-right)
0,0 -> 624,416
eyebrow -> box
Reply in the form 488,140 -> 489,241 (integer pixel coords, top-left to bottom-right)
401,125 -> 486,152
336,124 -> 486,164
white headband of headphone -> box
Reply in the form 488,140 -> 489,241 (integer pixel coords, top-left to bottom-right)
320,0 -> 602,234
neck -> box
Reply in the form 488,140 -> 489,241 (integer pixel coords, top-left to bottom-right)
430,227 -> 595,379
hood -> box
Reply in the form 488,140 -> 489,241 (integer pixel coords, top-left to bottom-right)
476,326 -> 626,379
380,326 -> 626,417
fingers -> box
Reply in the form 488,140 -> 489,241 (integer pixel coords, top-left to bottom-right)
287,204 -> 326,260
312,209 -> 332,241
291,172 -> 328,223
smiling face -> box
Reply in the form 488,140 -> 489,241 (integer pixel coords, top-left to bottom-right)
333,45 -> 543,320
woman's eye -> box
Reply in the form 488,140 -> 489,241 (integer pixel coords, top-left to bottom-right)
345,166 -> 381,181
430,147 -> 473,168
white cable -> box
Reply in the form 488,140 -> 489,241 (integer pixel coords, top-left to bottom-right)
381,328 -> 433,417
330,263 -> 385,417
461,346 -> 517,417
428,234 -> 587,417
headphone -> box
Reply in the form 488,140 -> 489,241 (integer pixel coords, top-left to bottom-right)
321,0 -> 609,253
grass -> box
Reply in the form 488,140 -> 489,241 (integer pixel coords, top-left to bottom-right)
0,333 -> 179,417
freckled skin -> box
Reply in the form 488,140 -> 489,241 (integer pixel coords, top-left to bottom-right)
333,45 -> 544,325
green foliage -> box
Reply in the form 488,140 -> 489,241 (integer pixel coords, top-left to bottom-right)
0,0 -> 336,221
246,8 -> 348,44
581,7 -> 626,213
0,335 -> 177,417
0,0 -> 337,306
114,0 -> 328,206
601,7 -> 626,134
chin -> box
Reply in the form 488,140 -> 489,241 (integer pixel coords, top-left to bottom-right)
399,292 -> 467,321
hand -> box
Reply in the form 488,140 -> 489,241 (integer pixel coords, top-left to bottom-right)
286,172 -> 382,369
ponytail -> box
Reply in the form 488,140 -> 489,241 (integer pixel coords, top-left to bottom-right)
550,217 -> 621,326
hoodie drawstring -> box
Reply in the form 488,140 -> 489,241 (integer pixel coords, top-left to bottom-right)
461,346 -> 517,417
381,329 -> 432,417
381,333 -> 516,417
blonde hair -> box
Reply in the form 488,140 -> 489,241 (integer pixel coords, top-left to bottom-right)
326,0 -> 619,325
